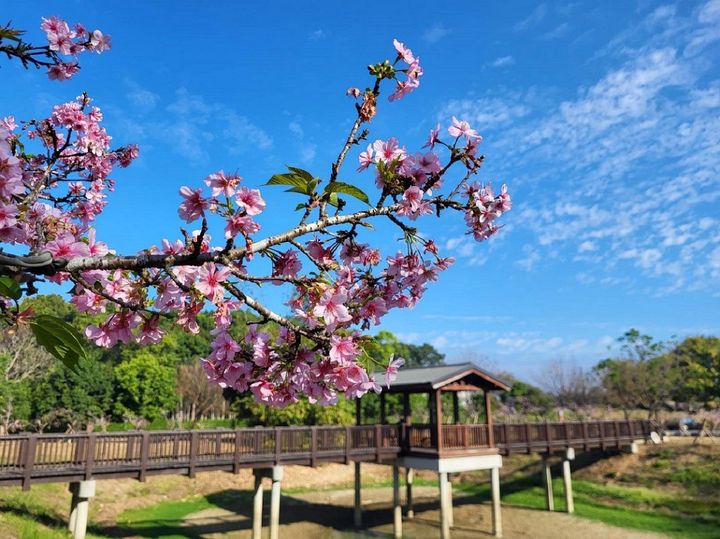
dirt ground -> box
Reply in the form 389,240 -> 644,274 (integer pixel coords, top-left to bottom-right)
177,485 -> 668,539
78,462 -> 669,539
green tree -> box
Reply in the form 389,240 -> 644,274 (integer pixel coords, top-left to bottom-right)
231,394 -> 355,426
366,330 -> 444,367
595,329 -> 679,421
114,352 -> 177,421
31,358 -> 114,430
670,336 -> 720,407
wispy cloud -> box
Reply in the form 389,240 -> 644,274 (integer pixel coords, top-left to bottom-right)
309,29 -> 326,41
423,24 -> 450,44
288,120 -> 317,165
543,22 -> 569,40
488,55 -> 515,68
440,0 -> 720,294
514,3 -> 548,32
119,87 -> 272,163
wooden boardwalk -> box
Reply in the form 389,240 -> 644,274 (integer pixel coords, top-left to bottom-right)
0,420 -> 650,489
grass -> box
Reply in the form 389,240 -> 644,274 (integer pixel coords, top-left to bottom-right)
116,496 -> 216,538
3,442 -> 720,538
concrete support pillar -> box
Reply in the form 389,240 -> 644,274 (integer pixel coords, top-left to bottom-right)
405,467 -> 414,519
68,483 -> 79,533
624,442 -> 639,454
439,472 -> 450,539
68,480 -> 95,539
353,461 -> 362,528
562,459 -> 574,514
269,466 -> 283,539
393,465 -> 402,538
490,467 -> 502,538
446,475 -> 454,528
252,473 -> 263,539
542,457 -> 554,511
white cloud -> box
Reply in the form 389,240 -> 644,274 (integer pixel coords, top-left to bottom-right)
146,89 -> 274,162
423,24 -> 450,44
489,56 -> 515,68
543,23 -> 569,40
309,29 -> 326,41
442,1 -> 720,293
439,95 -> 530,130
125,81 -> 159,111
514,3 -> 548,32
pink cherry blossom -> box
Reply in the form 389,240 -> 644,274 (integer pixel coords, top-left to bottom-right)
392,39 -> 415,64
205,170 -> 241,198
448,116 -> 481,140
385,356 -> 405,388
195,263 -> 231,301
312,287 -> 352,328
235,187 -> 265,215
178,186 -> 209,222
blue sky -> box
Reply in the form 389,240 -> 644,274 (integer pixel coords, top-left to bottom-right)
4,1 -> 720,380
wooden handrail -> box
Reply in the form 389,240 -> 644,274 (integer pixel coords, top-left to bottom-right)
0,420 -> 651,489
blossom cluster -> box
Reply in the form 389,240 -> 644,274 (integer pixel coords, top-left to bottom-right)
1,29 -> 511,408
40,16 -> 111,80
0,94 -> 137,254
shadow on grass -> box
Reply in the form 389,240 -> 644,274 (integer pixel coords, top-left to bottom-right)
97,487 -> 503,538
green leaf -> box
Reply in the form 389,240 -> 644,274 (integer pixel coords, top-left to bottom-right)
294,203 -> 307,211
324,182 -> 370,205
29,315 -> 88,372
0,276 -> 21,300
286,166 -> 314,182
266,173 -> 309,190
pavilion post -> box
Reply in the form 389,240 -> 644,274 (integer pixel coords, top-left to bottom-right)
355,398 -> 362,425
439,471 -> 451,539
484,390 -> 495,447
405,467 -> 414,518
491,467 -> 503,537
452,392 -> 460,424
392,464 -> 402,538
354,461 -> 362,528
402,393 -> 411,424
252,472 -> 263,539
434,390 -> 444,453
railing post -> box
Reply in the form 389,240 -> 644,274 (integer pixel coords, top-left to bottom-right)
563,422 -> 570,447
375,424 -> 382,463
22,434 -> 37,491
274,428 -> 281,465
188,431 -> 198,478
139,432 -> 150,482
126,435 -> 135,462
525,423 -> 532,453
614,420 -> 621,447
345,426 -> 352,463
84,434 -> 96,481
504,423 -> 510,454
233,431 -> 241,474
582,422 -> 589,450
310,427 -> 318,467
545,421 -> 552,452
464,425 -> 469,450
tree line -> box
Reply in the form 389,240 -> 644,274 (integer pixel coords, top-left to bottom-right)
1,296 -> 717,432
0,296 -> 447,433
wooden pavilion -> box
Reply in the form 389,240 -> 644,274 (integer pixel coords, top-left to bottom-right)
361,362 -> 511,456
355,362 -> 511,538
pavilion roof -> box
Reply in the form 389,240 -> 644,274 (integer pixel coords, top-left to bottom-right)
375,362 -> 511,393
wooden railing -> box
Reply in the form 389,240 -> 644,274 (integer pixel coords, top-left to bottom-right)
0,420 -> 650,489
493,419 -> 650,454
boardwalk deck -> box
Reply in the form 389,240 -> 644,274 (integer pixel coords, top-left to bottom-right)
0,420 -> 650,489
